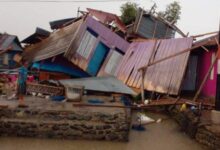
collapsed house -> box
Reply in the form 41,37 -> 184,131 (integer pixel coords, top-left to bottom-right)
21,18 -> 88,80
0,33 -> 23,70
19,7 -> 219,105
21,12 -> 129,79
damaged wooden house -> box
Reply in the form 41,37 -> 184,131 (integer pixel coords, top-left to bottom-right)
65,15 -> 129,76
116,30 -> 220,108
0,33 -> 23,71
21,17 -> 89,80
20,9 -> 129,80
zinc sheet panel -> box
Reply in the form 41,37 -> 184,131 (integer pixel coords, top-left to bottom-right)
23,19 -> 83,62
116,37 -> 193,95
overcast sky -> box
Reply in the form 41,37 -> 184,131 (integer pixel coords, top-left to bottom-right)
0,0 -> 219,40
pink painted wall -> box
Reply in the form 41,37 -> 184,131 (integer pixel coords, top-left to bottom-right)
198,49 -> 217,98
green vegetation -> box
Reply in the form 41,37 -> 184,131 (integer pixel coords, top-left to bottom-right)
120,2 -> 138,25
157,1 -> 181,24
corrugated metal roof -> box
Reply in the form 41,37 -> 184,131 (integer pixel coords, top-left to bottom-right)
22,19 -> 83,62
59,76 -> 136,95
0,33 -> 23,52
116,37 -> 193,95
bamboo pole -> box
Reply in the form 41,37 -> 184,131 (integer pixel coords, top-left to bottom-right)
191,31 -> 218,39
141,69 -> 145,103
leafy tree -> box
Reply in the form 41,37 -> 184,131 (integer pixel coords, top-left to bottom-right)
158,1 -> 181,24
120,2 -> 138,25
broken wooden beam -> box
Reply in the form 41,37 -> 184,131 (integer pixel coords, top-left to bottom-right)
191,31 -> 218,39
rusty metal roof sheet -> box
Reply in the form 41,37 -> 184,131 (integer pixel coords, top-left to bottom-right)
116,37 -> 193,95
22,19 -> 83,62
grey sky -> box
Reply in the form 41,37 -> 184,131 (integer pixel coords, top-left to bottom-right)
0,0 -> 219,40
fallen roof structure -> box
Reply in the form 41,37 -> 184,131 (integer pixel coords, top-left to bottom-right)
116,37 -> 193,95
22,19 -> 83,62
60,76 -> 136,95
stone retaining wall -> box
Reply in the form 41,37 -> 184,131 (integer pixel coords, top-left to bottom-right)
168,107 -> 220,150
0,107 -> 131,141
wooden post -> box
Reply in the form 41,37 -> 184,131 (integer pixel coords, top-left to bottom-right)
140,40 -> 160,103
193,38 -> 220,101
141,69 -> 145,103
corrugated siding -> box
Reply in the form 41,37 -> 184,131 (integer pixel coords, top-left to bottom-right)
137,15 -> 175,39
138,16 -> 155,38
104,50 -> 123,75
116,37 -> 193,95
155,21 -> 167,38
182,55 -> 198,91
76,30 -> 97,59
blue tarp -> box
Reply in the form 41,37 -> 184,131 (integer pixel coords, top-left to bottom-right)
32,62 -> 89,78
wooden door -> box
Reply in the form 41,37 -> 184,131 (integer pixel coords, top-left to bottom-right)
87,42 -> 109,76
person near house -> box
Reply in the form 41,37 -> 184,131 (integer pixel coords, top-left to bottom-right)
17,63 -> 28,106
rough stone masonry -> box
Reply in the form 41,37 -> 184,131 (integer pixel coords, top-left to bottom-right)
0,103 -> 131,141
168,107 -> 220,150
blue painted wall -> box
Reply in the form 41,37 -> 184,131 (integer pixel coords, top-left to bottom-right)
87,42 -> 110,76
